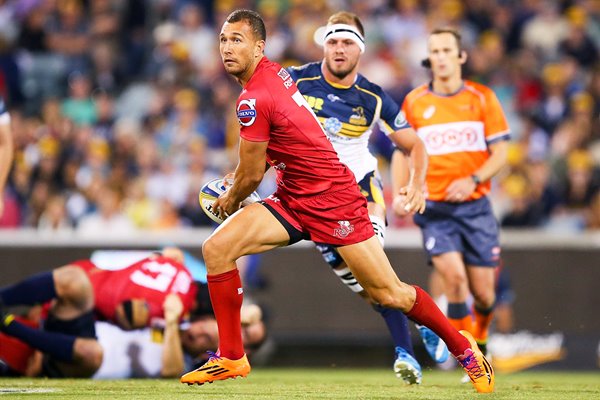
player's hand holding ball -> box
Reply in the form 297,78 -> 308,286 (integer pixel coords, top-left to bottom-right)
199,177 -> 261,224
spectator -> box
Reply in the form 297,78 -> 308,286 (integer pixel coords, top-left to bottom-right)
77,184 -> 135,236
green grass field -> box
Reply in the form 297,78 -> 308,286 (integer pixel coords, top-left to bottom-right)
0,369 -> 598,399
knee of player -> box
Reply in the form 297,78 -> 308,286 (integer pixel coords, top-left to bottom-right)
202,235 -> 238,268
74,338 -> 103,371
442,270 -> 468,288
471,288 -> 496,309
54,265 -> 93,304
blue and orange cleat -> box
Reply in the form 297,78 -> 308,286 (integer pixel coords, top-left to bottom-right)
393,347 -> 422,385
457,331 -> 494,393
417,324 -> 449,363
181,352 -> 251,386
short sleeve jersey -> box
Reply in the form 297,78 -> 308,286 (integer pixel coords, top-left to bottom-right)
288,62 -> 411,182
237,57 -> 356,196
78,256 -> 197,324
402,81 -> 510,201
0,96 -> 9,124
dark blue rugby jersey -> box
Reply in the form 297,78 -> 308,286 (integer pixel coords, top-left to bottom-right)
287,61 -> 410,181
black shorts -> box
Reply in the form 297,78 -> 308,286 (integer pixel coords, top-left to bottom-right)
41,311 -> 96,378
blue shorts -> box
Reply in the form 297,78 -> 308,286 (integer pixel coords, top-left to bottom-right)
42,311 -> 96,377
413,197 -> 500,267
314,171 -> 383,268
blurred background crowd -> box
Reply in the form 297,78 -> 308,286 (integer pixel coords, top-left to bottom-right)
1,0 -> 600,235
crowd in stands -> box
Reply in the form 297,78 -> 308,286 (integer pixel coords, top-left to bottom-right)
0,0 -> 600,234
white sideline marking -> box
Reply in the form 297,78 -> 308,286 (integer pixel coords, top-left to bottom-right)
0,388 -> 60,394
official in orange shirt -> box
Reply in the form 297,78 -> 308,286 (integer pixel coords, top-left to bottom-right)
398,28 -> 510,355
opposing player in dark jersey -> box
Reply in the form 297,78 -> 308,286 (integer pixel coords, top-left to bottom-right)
0,248 -> 197,377
0,95 -> 13,218
180,10 -> 494,393
287,12 -> 448,384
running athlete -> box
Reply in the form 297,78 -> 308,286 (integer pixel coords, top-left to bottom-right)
286,11 -> 446,384
180,10 -> 494,393
399,28 -> 510,357
0,248 -> 197,377
0,95 -> 13,217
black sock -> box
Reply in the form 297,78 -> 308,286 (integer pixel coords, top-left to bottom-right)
0,272 -> 57,306
3,318 -> 74,362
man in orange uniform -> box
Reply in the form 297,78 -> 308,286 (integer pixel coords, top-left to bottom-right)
399,28 -> 510,357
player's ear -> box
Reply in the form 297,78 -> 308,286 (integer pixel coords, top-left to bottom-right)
458,49 -> 467,64
255,40 -> 265,58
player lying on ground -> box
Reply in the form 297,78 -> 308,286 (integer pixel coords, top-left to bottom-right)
0,248 -> 266,377
180,9 -> 494,394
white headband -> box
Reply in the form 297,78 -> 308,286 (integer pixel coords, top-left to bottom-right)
314,23 -> 366,53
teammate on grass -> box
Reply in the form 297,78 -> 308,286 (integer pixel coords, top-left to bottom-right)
0,248 -> 197,377
398,28 -> 510,358
180,9 -> 494,393
0,249 -> 267,378
286,11 -> 448,384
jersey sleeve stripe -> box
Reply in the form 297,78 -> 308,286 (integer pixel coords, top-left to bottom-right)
0,113 -> 10,124
296,76 -> 322,84
486,130 -> 510,143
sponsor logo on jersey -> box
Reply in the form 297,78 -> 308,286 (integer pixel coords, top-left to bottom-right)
327,93 -> 345,103
394,110 -> 407,129
277,68 -> 294,89
333,220 -> 354,239
423,105 -> 436,119
417,121 -> 487,155
237,98 -> 257,126
324,117 -> 342,134
266,194 -> 280,203
425,236 -> 436,251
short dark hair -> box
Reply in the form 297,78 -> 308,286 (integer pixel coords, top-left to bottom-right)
430,27 -> 463,52
226,9 -> 266,41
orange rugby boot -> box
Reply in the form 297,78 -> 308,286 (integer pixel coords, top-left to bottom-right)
457,330 -> 495,393
181,353 -> 251,385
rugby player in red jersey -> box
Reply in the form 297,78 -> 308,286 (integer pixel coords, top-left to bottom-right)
180,9 -> 494,393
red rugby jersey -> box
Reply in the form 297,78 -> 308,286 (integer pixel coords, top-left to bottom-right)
78,255 -> 196,324
237,57 -> 356,196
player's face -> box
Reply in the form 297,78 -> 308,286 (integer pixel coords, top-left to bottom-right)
180,317 -> 219,357
427,33 -> 463,80
323,37 -> 361,80
219,20 -> 262,78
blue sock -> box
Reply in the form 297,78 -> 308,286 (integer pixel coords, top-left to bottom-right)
3,319 -> 74,362
373,304 -> 415,356
448,302 -> 471,319
0,272 -> 57,306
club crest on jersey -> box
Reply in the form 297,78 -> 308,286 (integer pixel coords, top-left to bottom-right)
333,220 -> 354,239
237,98 -> 257,126
349,106 -> 367,126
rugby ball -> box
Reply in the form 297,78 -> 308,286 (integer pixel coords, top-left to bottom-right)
198,178 -> 261,224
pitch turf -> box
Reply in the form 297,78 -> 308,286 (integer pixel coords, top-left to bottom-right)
0,369 -> 598,399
